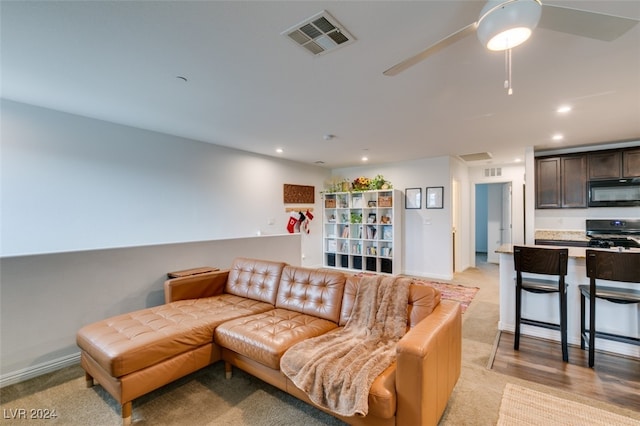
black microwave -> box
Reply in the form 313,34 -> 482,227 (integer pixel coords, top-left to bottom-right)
588,179 -> 640,207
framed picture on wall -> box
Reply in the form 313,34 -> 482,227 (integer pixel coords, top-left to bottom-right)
405,188 -> 421,209
426,186 -> 444,209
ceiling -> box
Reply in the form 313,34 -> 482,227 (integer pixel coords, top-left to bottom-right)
2,1 -> 639,169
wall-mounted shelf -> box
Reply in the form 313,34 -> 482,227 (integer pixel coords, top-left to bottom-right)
285,207 -> 314,213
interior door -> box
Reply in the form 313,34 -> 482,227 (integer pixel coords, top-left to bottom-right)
452,179 -> 459,273
486,184 -> 502,263
486,182 -> 513,263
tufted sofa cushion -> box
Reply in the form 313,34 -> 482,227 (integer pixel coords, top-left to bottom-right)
77,294 -> 274,378
215,309 -> 338,369
275,266 -> 346,323
215,266 -> 347,369
225,258 -> 286,305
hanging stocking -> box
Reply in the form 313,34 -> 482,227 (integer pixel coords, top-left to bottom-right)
301,209 -> 313,234
297,211 -> 306,233
286,211 -> 299,233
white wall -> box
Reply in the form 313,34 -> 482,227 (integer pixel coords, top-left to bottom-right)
535,208 -> 640,232
1,100 -> 329,265
333,156 -> 455,280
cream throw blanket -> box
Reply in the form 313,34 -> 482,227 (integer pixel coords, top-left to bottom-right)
280,275 -> 410,417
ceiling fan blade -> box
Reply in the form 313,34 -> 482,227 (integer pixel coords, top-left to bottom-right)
383,23 -> 476,76
539,4 -> 639,42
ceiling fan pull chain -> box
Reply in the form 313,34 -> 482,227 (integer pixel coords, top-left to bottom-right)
504,48 -> 509,89
506,48 -> 513,95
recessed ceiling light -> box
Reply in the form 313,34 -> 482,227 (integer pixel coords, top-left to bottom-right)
552,134 -> 564,141
361,156 -> 368,162
556,105 -> 572,113
514,158 -> 522,163
276,148 -> 284,153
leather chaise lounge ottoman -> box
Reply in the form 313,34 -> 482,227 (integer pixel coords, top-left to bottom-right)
76,258 -> 286,425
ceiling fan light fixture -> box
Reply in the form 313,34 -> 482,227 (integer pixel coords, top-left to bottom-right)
477,0 -> 542,51
486,27 -> 532,51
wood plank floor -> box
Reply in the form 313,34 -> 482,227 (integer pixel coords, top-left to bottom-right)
490,331 -> 640,411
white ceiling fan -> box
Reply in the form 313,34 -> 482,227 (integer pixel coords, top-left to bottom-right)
383,0 -> 640,77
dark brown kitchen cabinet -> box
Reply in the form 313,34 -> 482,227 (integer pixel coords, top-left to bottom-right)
535,155 -> 587,209
588,148 -> 640,179
622,148 -> 640,178
536,157 -> 561,208
562,155 -> 587,207
588,151 -> 620,180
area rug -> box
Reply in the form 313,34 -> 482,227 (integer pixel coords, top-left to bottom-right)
353,273 -> 479,313
497,383 -> 640,426
411,279 -> 479,313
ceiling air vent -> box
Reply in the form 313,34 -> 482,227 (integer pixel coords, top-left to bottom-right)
282,10 -> 355,56
484,167 -> 502,177
459,152 -> 493,162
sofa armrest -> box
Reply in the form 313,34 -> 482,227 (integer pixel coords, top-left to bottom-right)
395,299 -> 462,426
164,269 -> 230,303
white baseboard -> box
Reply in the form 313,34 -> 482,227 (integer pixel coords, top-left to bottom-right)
0,352 -> 80,388
403,269 -> 454,281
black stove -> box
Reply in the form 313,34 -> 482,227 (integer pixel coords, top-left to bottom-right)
586,219 -> 640,249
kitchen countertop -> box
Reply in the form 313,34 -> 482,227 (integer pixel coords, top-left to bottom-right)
534,229 -> 589,242
496,244 -> 640,259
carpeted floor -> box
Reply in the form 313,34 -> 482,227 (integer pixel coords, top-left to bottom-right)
1,258 -> 638,425
354,272 -> 479,313
410,279 -> 478,313
0,362 -> 345,426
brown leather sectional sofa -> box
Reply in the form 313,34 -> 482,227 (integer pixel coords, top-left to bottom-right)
77,257 -> 462,426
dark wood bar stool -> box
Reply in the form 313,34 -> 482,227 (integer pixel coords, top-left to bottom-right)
580,249 -> 640,368
513,246 -> 569,362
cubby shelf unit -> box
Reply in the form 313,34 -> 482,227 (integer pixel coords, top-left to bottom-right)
323,189 -> 401,275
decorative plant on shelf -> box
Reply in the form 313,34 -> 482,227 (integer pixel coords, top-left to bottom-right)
352,175 -> 392,191
323,176 -> 345,193
350,212 -> 362,223
326,175 -> 393,193
371,174 -> 392,190
323,176 -> 355,193
352,176 -> 371,191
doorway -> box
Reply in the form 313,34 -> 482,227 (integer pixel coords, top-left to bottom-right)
476,182 -> 512,264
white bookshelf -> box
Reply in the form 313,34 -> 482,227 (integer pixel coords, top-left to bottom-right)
323,189 -> 401,274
